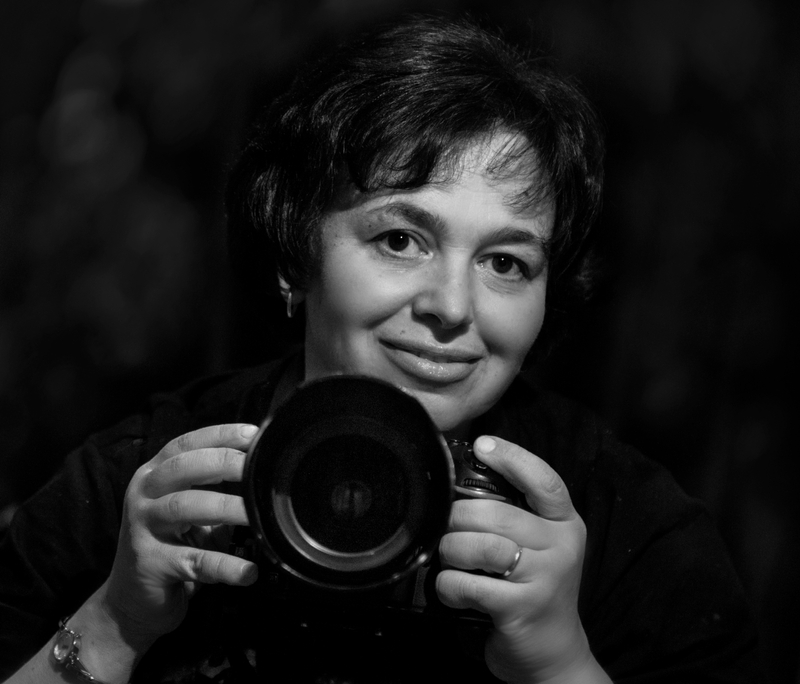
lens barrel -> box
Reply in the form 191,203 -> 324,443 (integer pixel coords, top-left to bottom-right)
244,376 -> 454,592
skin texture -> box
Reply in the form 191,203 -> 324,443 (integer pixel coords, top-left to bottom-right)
103,424 -> 260,641
302,135 -> 553,437
437,435 -> 595,683
10,135 -> 610,684
6,424 -> 262,684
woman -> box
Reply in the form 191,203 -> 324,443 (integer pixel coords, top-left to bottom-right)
0,15 -> 760,684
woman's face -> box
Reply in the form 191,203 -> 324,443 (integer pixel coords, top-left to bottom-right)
301,136 -> 553,434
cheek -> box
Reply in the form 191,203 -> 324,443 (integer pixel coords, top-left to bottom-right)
478,288 -> 546,361
311,256 -> 411,331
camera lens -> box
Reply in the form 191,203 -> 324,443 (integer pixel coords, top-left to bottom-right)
244,375 -> 454,591
290,434 -> 406,553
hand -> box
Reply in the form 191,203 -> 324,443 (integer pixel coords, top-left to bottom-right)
436,436 -> 598,684
101,423 -> 260,649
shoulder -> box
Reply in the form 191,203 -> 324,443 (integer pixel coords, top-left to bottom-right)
141,357 -> 286,439
66,356 -> 287,521
81,356 -> 287,464
494,377 -> 699,523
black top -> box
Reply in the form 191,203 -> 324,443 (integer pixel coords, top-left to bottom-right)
0,358 -> 763,683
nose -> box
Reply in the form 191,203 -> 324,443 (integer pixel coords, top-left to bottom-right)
411,261 -> 474,330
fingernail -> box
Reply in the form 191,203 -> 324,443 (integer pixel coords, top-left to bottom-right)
241,563 -> 259,585
475,436 -> 496,454
240,425 -> 259,439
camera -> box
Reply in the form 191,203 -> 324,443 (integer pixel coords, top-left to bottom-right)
239,374 -> 522,626
216,375 -> 526,680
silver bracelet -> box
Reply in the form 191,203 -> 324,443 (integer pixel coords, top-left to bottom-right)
51,614 -> 113,684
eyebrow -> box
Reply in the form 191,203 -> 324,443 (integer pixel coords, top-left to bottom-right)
380,202 -> 551,255
382,202 -> 444,231
483,226 -> 551,255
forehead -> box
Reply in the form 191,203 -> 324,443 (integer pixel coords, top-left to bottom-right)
452,133 -> 551,218
334,131 -> 552,219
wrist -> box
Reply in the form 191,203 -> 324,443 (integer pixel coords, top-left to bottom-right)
56,587 -> 157,684
489,624 -> 611,684
531,644 -> 612,684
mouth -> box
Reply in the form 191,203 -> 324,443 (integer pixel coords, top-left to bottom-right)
381,340 -> 482,384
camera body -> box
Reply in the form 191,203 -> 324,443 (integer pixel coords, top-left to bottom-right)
239,375 -> 522,629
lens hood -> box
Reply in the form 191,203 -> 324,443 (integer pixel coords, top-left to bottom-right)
244,375 -> 454,592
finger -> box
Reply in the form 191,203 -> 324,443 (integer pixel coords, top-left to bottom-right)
449,498 -> 554,551
188,522 -> 235,553
435,568 -> 484,613
171,547 -> 259,587
439,531 -> 522,576
145,448 -> 247,498
157,424 -> 260,463
473,436 -> 576,521
435,568 -> 515,615
149,490 -> 249,529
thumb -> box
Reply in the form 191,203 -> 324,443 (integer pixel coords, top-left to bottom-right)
473,435 -> 576,521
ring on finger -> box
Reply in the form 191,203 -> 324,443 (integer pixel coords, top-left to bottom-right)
499,545 -> 523,579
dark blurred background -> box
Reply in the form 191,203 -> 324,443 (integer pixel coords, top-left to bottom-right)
0,0 -> 797,680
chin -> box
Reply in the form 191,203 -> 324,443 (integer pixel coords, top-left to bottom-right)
412,397 -> 473,436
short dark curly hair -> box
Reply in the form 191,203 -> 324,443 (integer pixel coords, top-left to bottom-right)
226,14 -> 604,355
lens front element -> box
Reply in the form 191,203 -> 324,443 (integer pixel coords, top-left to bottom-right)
245,376 -> 453,591
291,435 -> 405,554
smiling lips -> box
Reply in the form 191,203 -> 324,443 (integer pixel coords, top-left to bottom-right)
382,340 -> 482,383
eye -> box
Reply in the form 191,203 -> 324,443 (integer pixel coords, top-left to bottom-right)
490,255 -> 517,275
374,230 -> 424,258
482,254 -> 530,281
384,231 -> 412,252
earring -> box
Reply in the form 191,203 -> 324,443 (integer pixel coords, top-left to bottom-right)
286,289 -> 294,319
278,278 -> 294,319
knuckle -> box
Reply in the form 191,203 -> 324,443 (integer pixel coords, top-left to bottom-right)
124,477 -> 150,515
129,464 -> 152,492
207,424 -> 225,445
483,534 -> 506,564
451,573 -> 473,604
132,461 -> 151,480
174,432 -> 192,453
181,549 -> 232,584
129,494 -> 150,520
165,452 -> 188,475
207,552 -> 225,580
462,574 -> 492,610
180,549 -> 204,581
123,482 -> 140,508
488,502 -> 516,532
214,494 -> 232,518
214,492 -> 244,523
204,447 -> 229,472
540,467 -> 564,496
165,493 -> 185,521
449,500 -> 471,528
124,498 -> 149,529
442,571 -> 480,607
219,423 -> 242,444
220,448 -> 244,474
